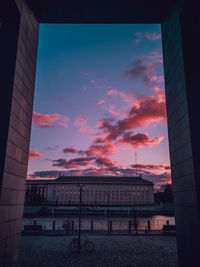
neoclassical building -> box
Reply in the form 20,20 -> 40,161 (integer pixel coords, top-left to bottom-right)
25,176 -> 154,206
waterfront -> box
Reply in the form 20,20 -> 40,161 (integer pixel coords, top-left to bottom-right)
23,214 -> 175,231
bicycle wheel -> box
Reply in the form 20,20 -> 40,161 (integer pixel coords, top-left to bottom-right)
69,240 -> 79,253
84,241 -> 95,252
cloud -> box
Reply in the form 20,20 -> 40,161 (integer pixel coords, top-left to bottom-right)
97,99 -> 105,105
82,86 -> 88,91
106,89 -> 134,103
95,156 -> 115,167
142,171 -> 171,184
57,122 -> 69,128
63,147 -> 84,155
33,112 -> 70,128
45,145 -> 60,151
86,142 -> 117,156
131,164 -> 170,171
28,162 -> 171,185
98,92 -> 166,143
52,157 -> 95,169
124,51 -> 162,86
150,75 -> 164,83
134,31 -> 161,45
145,31 -> 161,41
102,105 -> 126,119
74,115 -> 91,135
74,116 -> 88,126
29,149 -> 43,161
117,132 -> 164,148
27,170 -> 84,179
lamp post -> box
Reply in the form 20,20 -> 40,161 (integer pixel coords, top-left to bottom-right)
78,184 -> 84,252
107,191 -> 110,233
133,204 -> 138,234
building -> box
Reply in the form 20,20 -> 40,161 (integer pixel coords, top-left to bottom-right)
25,175 -> 154,206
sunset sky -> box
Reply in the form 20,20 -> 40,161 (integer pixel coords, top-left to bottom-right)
28,24 -> 171,186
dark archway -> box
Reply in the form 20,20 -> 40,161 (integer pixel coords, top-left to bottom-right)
0,1 -> 200,266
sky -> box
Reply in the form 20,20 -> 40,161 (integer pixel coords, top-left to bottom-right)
28,24 -> 171,186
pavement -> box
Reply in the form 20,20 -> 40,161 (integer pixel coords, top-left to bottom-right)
20,235 -> 178,267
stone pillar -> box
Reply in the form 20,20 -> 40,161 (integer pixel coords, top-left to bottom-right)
0,1 -> 39,266
162,2 -> 200,266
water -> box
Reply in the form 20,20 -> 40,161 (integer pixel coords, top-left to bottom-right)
23,215 -> 175,231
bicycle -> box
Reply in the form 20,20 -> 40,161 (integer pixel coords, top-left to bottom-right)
69,235 -> 95,253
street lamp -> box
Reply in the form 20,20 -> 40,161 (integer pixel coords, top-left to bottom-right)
78,184 -> 85,252
107,191 -> 110,233
132,196 -> 138,234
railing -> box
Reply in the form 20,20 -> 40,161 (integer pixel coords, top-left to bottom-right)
22,219 -> 175,235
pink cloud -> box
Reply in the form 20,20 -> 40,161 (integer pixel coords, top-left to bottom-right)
33,112 -> 70,128
97,99 -> 105,105
86,143 -> 117,156
106,89 -> 133,103
150,75 -> 164,83
95,156 -> 115,167
29,166 -> 171,186
29,149 -> 43,161
117,132 -> 164,148
98,92 -> 166,142
74,116 -> 88,125
57,122 -> 69,128
145,31 -> 161,41
124,51 -> 163,87
32,112 -> 60,128
107,108 -> 123,118
90,80 -> 95,84
152,86 -> 162,93
82,86 -> 88,91
63,147 -> 84,155
131,164 -> 170,171
52,157 -> 95,169
74,115 -> 91,135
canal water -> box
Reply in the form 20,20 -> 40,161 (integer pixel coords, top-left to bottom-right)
23,215 -> 175,231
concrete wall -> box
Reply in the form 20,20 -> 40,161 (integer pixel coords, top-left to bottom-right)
0,1 -> 38,266
162,2 -> 200,266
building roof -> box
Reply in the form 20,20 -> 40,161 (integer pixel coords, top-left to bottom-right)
27,175 -> 153,185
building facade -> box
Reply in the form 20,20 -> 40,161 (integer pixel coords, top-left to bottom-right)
25,176 -> 154,206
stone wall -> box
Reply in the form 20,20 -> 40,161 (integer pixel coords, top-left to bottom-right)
0,1 -> 38,266
162,2 -> 200,266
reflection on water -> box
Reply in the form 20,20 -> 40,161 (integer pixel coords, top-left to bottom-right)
23,215 -> 175,231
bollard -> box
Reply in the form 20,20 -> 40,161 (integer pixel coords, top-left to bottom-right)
129,221 -> 131,233
91,220 -> 93,234
166,220 -> 169,226
148,220 -> 151,231
34,220 -> 37,225
53,220 -> 55,231
110,221 -> 112,233
72,221 -> 74,232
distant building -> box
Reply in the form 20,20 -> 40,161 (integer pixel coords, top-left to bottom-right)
25,176 -> 154,206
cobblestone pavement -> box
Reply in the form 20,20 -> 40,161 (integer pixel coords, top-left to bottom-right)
20,235 -> 178,267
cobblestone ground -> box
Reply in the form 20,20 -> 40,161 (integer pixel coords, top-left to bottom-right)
20,235 -> 177,267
